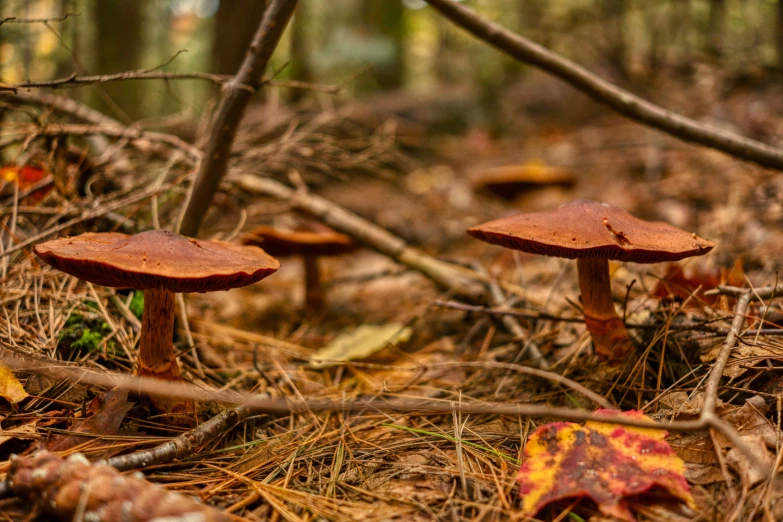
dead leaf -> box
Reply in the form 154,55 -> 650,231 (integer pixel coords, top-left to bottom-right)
309,323 -> 412,369
0,363 -> 29,404
684,463 -> 726,485
0,423 -> 40,447
726,433 -> 773,487
652,261 -> 744,309
717,395 -> 780,449
47,390 -> 133,452
0,165 -> 51,201
658,391 -> 706,418
517,410 -> 695,522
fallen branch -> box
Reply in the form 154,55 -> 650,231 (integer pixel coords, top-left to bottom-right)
107,405 -> 255,472
0,123 -> 201,160
424,0 -> 783,170
0,349 -> 702,431
432,299 -> 781,335
1,91 -> 123,126
178,0 -> 298,237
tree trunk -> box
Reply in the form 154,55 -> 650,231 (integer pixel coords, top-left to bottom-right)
778,0 -> 783,72
361,0 -> 405,90
93,0 -> 148,121
288,0 -> 312,102
707,0 -> 726,56
211,0 -> 268,75
602,0 -> 627,79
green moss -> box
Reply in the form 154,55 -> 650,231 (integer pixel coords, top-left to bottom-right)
59,314 -> 114,354
128,291 -> 144,320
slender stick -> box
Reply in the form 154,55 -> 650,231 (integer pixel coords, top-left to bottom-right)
107,405 -> 255,471
424,0 -> 783,170
178,0 -> 298,237
0,348 -> 772,467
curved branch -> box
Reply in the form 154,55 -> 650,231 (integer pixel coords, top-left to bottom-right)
424,0 -> 783,170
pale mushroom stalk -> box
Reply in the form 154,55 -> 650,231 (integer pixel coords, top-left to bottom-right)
303,254 -> 325,313
576,258 -> 631,358
139,287 -> 179,380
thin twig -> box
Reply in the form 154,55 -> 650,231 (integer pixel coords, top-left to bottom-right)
0,183 -> 174,259
0,349 -> 706,432
0,69 -> 338,94
0,123 -> 201,160
432,299 -> 774,335
424,0 -> 783,170
0,13 -> 78,27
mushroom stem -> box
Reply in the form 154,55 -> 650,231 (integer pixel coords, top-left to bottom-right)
303,255 -> 325,314
576,257 -> 631,359
138,287 -> 180,380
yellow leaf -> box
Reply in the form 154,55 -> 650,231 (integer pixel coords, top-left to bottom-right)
309,323 -> 412,369
0,363 -> 28,404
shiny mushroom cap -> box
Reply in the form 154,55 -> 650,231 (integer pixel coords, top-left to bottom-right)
471,164 -> 577,200
34,230 -> 280,293
242,224 -> 357,257
468,199 -> 715,263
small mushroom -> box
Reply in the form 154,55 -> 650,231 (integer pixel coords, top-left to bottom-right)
468,199 -> 715,359
471,163 -> 576,200
34,230 -> 279,413
242,223 -> 357,314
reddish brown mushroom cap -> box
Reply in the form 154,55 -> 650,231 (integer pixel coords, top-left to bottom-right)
468,199 -> 715,263
34,230 -> 280,293
242,224 -> 357,257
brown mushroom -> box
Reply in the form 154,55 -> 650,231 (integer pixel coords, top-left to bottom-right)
242,223 -> 357,314
468,199 -> 715,359
34,230 -> 279,413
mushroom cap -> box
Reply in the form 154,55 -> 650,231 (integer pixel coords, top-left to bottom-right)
468,199 -> 715,263
471,164 -> 576,200
242,224 -> 357,257
34,230 -> 280,293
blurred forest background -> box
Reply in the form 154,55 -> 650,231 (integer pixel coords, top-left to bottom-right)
4,0 -> 783,138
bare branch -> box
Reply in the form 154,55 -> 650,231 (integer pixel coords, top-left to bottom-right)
0,350 -> 705,432
424,0 -> 783,170
0,91 -> 123,126
178,0 -> 299,237
106,405 -> 255,471
0,71 -> 339,94
0,12 -> 78,27
0,123 -> 201,160
0,182 -> 175,259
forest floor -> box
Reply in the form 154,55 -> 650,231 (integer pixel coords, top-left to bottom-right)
2,71 -> 783,521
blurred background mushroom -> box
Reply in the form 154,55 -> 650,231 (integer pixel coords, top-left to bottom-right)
242,221 -> 358,315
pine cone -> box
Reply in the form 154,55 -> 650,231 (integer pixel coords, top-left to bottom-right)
8,451 -> 228,522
